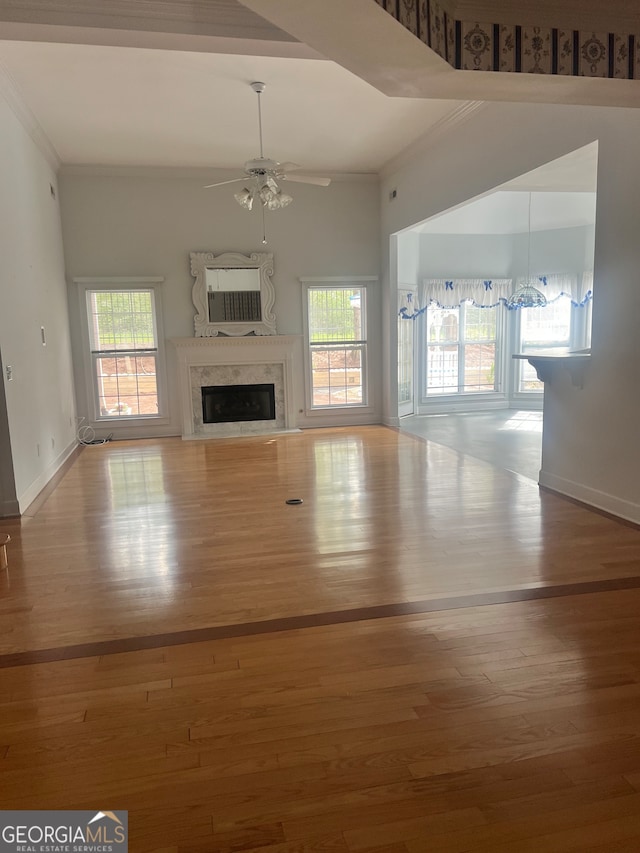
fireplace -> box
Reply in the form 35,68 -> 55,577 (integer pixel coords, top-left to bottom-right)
172,335 -> 301,439
202,383 -> 276,424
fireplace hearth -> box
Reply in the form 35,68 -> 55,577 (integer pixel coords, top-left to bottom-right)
202,383 -> 276,424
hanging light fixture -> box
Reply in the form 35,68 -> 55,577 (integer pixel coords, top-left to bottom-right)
227,85 -> 295,214
259,178 -> 293,210
507,192 -> 547,309
234,187 -> 255,210
203,82 -> 332,243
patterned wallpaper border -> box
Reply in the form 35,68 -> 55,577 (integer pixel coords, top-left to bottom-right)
375,0 -> 639,78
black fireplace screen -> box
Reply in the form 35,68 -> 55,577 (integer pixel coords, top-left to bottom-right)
201,383 -> 276,424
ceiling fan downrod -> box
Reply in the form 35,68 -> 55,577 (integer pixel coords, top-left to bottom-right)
251,81 -> 266,160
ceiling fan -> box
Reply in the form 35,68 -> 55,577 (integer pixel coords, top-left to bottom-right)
204,81 -> 331,212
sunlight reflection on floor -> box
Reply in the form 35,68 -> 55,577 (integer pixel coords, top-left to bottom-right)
499,411 -> 543,433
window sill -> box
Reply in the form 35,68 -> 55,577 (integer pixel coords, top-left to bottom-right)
306,405 -> 372,415
93,415 -> 170,426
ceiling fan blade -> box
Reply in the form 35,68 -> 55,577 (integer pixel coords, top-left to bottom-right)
203,177 -> 247,189
277,162 -> 301,172
281,173 -> 331,187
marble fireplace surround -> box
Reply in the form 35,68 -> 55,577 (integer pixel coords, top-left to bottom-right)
172,336 -> 299,438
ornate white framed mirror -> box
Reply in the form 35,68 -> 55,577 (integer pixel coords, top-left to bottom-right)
190,251 -> 277,336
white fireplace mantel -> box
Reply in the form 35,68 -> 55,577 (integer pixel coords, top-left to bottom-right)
171,336 -> 301,439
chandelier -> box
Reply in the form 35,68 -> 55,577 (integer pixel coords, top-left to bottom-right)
507,192 -> 547,309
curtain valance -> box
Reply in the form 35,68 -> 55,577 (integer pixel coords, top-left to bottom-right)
399,272 -> 593,317
422,278 -> 512,308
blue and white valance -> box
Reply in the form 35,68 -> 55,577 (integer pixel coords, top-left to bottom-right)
514,272 -> 593,306
423,278 -> 513,308
399,272 -> 593,317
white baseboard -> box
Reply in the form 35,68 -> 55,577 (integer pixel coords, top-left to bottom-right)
296,412 -> 381,429
183,428 -> 301,440
86,425 -> 179,441
415,399 -> 509,416
539,470 -> 640,525
17,438 -> 78,514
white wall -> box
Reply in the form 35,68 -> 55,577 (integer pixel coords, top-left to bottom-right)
380,101 -> 640,522
397,230 -> 420,286
59,170 -> 381,434
0,95 -> 77,515
415,226 -> 595,279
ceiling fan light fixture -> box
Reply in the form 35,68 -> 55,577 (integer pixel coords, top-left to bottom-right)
204,82 -> 330,208
257,179 -> 293,210
259,183 -> 276,206
276,191 -> 293,209
234,187 -> 254,210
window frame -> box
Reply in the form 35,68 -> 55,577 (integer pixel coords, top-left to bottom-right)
397,289 -> 415,417
511,297 -> 592,398
411,295 -> 592,412
419,300 -> 508,404
301,277 -> 376,415
75,277 -> 168,426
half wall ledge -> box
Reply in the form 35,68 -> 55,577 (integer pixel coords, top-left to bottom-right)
512,350 -> 591,389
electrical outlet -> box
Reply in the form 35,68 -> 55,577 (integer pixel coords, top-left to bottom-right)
5,365 -> 12,381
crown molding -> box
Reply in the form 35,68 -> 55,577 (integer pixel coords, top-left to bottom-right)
0,60 -> 60,171
380,100 -> 486,179
58,163 -> 378,182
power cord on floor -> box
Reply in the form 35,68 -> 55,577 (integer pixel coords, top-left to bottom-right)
76,417 -> 112,446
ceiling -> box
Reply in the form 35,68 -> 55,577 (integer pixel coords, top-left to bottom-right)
0,0 -> 617,186
409,143 -> 598,235
415,190 -> 597,236
0,40 -> 461,173
240,0 -> 640,107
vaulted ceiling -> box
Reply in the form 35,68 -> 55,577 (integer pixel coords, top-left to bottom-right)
0,0 -> 637,181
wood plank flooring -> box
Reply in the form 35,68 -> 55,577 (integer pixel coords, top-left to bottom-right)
1,427 -> 639,655
1,426 -> 640,850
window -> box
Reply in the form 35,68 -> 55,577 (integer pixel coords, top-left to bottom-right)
517,297 -> 570,391
402,274 -> 592,410
305,283 -> 368,408
78,279 -> 166,421
516,296 -> 591,392
398,309 -> 414,407
425,303 -> 497,396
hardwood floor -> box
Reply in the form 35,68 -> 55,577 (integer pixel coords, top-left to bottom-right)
1,426 -> 640,851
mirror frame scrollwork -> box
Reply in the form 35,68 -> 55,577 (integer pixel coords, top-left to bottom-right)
190,251 -> 277,336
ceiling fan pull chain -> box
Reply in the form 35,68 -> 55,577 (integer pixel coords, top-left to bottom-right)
261,204 -> 267,244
